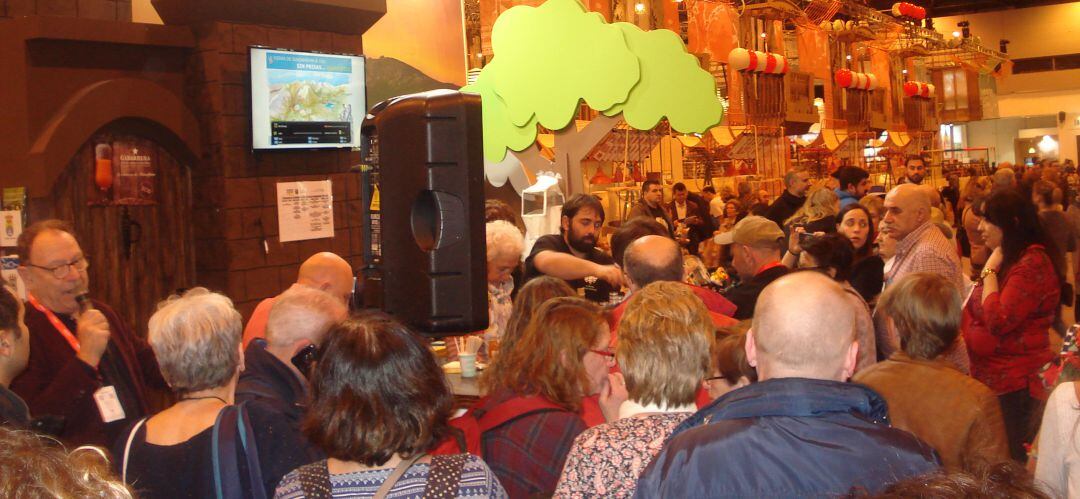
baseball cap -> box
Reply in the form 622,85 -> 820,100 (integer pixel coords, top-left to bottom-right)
713,216 -> 784,246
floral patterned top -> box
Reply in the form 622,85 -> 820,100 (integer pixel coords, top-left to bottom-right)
486,279 -> 514,342
553,412 -> 691,498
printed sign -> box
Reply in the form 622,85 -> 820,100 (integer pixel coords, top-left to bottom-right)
277,180 -> 335,243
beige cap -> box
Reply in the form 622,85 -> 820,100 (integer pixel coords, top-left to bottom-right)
713,216 -> 784,246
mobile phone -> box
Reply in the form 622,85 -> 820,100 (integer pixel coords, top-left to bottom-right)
798,231 -> 818,246
290,343 -> 320,378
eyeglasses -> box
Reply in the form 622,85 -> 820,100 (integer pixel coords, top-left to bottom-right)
589,348 -> 617,364
25,257 -> 89,279
705,375 -> 727,382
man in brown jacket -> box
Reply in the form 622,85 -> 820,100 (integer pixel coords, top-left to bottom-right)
854,272 -> 1009,470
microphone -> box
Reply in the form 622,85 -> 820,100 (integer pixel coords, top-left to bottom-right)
75,293 -> 94,313
75,293 -> 113,363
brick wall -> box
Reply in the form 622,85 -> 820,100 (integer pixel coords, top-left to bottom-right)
3,0 -> 132,20
187,21 -> 364,319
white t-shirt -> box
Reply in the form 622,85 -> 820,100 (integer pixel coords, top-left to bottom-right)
709,196 -> 725,218
675,201 -> 688,220
1036,381 -> 1080,498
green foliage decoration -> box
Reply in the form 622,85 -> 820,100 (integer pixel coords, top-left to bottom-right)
463,0 -> 723,163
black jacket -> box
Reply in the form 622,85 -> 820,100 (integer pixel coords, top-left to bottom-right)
634,378 -> 940,498
0,385 -> 29,428
765,191 -> 806,229
235,339 -> 323,458
722,264 -> 789,320
236,340 -> 307,426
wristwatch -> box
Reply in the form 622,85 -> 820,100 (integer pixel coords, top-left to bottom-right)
979,267 -> 997,281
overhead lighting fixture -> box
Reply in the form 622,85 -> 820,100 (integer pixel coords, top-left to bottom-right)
635,2 -> 645,13
902,69 -> 908,74
760,32 -> 767,38
952,31 -> 961,38
1039,135 -> 1058,153
846,55 -> 852,60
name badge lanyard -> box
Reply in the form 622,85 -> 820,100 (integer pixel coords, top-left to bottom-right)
26,293 -> 81,353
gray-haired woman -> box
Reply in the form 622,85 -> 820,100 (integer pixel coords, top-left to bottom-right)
113,288 -> 315,499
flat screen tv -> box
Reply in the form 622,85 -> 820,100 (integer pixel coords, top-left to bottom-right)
250,47 -> 366,150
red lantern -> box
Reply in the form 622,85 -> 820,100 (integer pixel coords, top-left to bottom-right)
903,81 -> 919,97
836,69 -> 853,88
764,53 -> 777,74
774,55 -> 789,74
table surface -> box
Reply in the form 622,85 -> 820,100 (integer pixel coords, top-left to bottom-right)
445,372 -> 483,397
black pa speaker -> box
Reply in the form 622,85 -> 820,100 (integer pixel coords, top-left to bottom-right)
359,90 -> 488,335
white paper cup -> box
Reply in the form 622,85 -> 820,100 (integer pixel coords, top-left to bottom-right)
459,353 -> 477,378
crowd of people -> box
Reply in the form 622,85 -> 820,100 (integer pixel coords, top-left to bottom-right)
0,155 -> 1077,498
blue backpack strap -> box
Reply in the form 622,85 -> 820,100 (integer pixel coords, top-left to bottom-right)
236,402 -> 268,499
212,406 -> 242,499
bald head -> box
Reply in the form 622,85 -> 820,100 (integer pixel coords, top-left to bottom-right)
623,235 -> 683,291
748,272 -> 858,381
881,184 -> 931,241
297,252 -> 354,305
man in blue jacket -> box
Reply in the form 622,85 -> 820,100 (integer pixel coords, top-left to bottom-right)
834,165 -> 871,209
635,271 -> 939,498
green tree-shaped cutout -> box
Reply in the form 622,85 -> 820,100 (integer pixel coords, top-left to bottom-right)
463,0 -> 723,192
603,23 -> 724,132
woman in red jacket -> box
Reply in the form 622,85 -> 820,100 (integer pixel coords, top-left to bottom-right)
963,189 -> 1063,462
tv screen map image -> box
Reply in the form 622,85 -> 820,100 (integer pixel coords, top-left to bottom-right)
251,48 -> 366,150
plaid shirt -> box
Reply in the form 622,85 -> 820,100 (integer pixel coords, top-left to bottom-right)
884,222 -> 962,290
478,391 -> 587,498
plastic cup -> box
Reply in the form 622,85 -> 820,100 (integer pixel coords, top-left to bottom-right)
459,353 -> 477,378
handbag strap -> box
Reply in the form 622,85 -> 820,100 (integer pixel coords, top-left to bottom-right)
121,417 -> 148,484
373,453 -> 426,499
211,404 -> 268,499
236,403 -> 267,499
212,406 -> 241,499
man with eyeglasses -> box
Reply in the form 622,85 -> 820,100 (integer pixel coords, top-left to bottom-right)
11,219 -> 164,447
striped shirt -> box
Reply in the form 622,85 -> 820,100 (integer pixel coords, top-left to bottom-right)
273,455 -> 507,498
884,221 -> 962,290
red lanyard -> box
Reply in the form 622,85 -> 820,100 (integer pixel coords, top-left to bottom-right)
26,293 -> 81,353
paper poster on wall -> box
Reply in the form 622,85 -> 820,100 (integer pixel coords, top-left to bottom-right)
89,136 -> 158,206
1,210 -> 22,247
113,139 -> 157,205
2,187 -> 27,230
1,256 -> 25,299
277,181 -> 334,243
